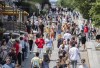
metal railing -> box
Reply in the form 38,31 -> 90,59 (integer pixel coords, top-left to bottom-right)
3,21 -> 26,31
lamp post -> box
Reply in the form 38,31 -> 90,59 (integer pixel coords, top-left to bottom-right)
13,5 -> 15,32
19,9 -> 21,32
19,6 -> 23,31
33,12 -> 35,24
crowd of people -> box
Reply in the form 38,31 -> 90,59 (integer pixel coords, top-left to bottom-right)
0,7 -> 99,68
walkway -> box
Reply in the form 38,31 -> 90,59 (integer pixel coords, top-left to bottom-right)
86,40 -> 100,68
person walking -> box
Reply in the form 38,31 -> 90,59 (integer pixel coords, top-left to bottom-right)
45,34 -> 53,57
14,40 -> 22,66
34,20 -> 39,31
28,32 -> 34,53
63,31 -> 72,41
35,34 -> 45,59
0,40 -> 8,61
41,53 -> 50,68
31,52 -> 41,68
39,22 -> 44,36
80,30 -> 86,50
84,24 -> 89,41
57,34 -> 63,48
20,37 -> 25,61
50,27 -> 55,40
57,22 -> 62,34
24,39 -> 29,59
26,20 -> 32,34
59,40 -> 69,53
69,44 -> 80,68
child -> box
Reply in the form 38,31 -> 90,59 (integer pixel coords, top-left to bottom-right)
78,59 -> 88,68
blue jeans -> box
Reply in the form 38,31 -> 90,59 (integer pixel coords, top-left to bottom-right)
71,60 -> 77,68
57,30 -> 61,34
42,62 -> 49,68
37,48 -> 43,59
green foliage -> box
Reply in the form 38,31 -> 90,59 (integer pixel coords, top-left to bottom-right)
78,1 -> 91,19
89,2 -> 100,27
57,0 -> 100,27
14,1 -> 37,13
57,0 -> 75,8
30,0 -> 44,4
57,0 -> 91,19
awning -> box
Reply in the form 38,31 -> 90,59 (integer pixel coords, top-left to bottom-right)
0,10 -> 29,16
0,4 -> 11,8
0,4 -> 29,16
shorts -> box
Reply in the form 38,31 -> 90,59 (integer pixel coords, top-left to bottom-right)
46,47 -> 52,54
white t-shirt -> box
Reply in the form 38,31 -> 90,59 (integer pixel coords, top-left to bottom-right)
62,18 -> 66,25
31,57 -> 40,67
34,20 -> 39,26
63,33 -> 72,41
19,44 -> 22,53
69,47 -> 80,60
59,44 -> 69,52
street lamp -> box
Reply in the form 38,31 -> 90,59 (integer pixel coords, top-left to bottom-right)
19,8 -> 22,32
33,12 -> 35,23
13,5 -> 15,32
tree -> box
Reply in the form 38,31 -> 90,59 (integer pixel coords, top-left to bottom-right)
57,0 -> 100,27
89,2 -> 100,27
57,0 -> 75,8
14,0 -> 51,16
14,1 -> 36,12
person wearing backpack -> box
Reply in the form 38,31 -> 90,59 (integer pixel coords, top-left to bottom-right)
84,24 -> 89,41
41,53 -> 50,68
31,52 -> 41,68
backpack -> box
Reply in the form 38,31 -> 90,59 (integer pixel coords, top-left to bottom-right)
84,26 -> 88,33
32,58 -> 40,68
59,49 -> 66,57
44,54 -> 50,62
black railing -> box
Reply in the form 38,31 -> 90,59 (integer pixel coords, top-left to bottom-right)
3,21 -> 26,31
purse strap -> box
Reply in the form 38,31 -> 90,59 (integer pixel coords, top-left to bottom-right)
2,51 -> 8,61
2,51 -> 4,58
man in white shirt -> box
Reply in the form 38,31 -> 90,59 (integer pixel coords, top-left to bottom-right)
34,20 -> 39,31
20,37 -> 25,61
69,44 -> 80,68
62,17 -> 66,26
63,31 -> 72,41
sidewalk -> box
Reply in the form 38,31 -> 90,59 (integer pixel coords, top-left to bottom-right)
49,37 -> 90,68
79,46 -> 89,67
49,39 -> 59,68
86,40 -> 100,68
